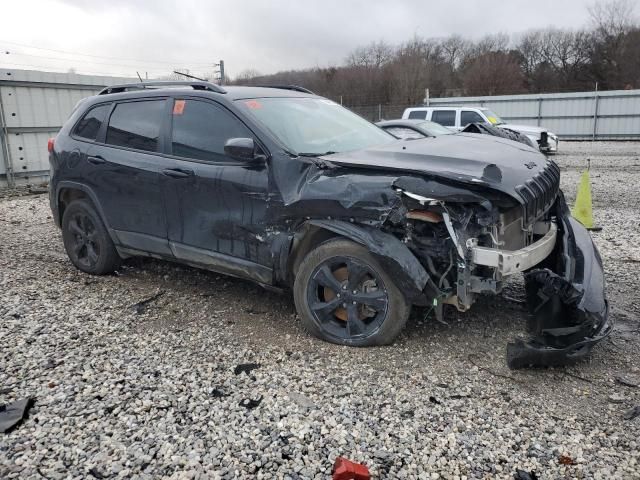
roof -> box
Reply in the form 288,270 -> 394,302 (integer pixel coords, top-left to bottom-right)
407,105 -> 488,109
376,119 -> 426,127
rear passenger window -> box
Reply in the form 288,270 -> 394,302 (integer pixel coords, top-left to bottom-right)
461,110 -> 486,126
171,100 -> 253,162
431,110 -> 456,127
106,100 -> 165,152
73,104 -> 110,141
408,110 -> 427,120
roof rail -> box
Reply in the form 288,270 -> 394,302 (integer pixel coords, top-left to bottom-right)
98,80 -> 226,95
255,84 -> 315,94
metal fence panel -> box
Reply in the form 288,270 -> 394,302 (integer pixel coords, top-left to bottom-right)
0,68 -> 135,187
429,89 -> 640,140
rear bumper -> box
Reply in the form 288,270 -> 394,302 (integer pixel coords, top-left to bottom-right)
506,192 -> 612,368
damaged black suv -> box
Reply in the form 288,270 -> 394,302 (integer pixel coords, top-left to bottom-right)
49,81 -> 611,368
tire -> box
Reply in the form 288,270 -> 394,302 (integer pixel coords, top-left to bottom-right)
293,238 -> 410,346
61,199 -> 121,275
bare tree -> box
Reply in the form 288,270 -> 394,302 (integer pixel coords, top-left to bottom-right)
589,0 -> 636,38
462,51 -> 525,95
234,69 -> 262,83
346,41 -> 394,68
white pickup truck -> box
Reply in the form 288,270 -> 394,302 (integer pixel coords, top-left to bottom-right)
402,106 -> 558,154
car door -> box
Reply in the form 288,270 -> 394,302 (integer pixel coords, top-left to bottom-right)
86,98 -> 174,256
429,109 -> 458,132
160,97 -> 272,283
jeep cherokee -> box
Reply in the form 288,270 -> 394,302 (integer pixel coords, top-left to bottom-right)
48,81 -> 610,368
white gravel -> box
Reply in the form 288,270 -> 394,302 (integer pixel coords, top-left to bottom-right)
1,141 -> 639,479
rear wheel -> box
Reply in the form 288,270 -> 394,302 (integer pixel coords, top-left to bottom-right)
61,199 -> 120,275
293,238 -> 410,346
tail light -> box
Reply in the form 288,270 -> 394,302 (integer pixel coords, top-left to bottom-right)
47,137 -> 55,153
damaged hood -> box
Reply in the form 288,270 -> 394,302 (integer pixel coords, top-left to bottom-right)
323,133 -> 549,199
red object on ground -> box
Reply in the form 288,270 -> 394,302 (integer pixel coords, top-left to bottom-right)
332,457 -> 370,480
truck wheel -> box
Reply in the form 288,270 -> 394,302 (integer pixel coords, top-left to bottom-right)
61,199 -> 121,275
293,238 -> 410,346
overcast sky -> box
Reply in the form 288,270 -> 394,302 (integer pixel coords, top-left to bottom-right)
1,0 -> 603,79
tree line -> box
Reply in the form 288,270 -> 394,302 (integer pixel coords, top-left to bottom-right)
232,0 -> 639,106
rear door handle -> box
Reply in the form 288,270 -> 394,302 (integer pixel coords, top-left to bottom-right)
87,155 -> 105,165
162,168 -> 194,178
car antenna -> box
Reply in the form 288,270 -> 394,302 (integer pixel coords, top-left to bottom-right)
136,71 -> 143,83
173,70 -> 206,82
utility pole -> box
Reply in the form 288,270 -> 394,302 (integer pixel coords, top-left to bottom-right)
214,60 -> 225,85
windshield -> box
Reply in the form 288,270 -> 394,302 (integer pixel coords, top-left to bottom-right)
236,97 -> 395,155
418,121 -> 454,136
481,109 -> 505,125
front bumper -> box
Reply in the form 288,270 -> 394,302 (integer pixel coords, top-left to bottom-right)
506,192 -> 612,368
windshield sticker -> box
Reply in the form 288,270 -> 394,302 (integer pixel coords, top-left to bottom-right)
173,100 -> 185,115
487,116 -> 498,124
245,100 -> 262,110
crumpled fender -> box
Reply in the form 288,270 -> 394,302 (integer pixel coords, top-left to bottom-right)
307,219 -> 430,302
507,192 -> 613,368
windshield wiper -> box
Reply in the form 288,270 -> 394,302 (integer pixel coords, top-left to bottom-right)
297,151 -> 337,157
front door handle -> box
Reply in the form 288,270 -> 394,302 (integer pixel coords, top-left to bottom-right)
162,168 -> 194,178
87,155 -> 105,165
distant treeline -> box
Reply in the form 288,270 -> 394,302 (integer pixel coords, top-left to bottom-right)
232,0 -> 640,105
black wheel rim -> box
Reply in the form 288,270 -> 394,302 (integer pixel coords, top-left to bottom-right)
306,256 -> 389,341
68,213 -> 100,269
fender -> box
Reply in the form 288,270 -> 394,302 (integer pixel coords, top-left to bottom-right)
53,181 -> 119,244
307,219 -> 430,302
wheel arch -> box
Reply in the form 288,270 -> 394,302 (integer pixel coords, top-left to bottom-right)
55,182 -> 117,243
287,219 -> 430,302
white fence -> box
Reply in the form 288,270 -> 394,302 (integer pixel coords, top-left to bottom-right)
0,68 -> 134,187
429,89 -> 640,140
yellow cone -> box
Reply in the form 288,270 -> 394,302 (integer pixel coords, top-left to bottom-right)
571,169 -> 594,228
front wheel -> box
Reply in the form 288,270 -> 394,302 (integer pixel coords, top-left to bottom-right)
293,238 -> 410,346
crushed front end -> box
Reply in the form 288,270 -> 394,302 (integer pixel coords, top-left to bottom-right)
391,161 -> 611,368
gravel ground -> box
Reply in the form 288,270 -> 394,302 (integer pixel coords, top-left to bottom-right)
1,141 -> 639,479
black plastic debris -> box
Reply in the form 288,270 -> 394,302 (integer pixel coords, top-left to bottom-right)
239,396 -> 263,410
514,469 -> 539,480
131,291 -> 165,314
211,388 -> 228,398
623,405 -> 640,420
234,363 -> 261,375
0,398 -> 35,433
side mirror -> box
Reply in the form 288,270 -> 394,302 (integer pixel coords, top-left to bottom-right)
224,138 -> 263,162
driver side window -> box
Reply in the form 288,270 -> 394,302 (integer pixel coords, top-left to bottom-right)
170,99 -> 254,162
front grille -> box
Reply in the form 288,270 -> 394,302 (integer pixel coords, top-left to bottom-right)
515,161 -> 560,225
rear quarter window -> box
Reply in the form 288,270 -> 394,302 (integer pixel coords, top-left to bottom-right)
72,104 -> 110,141
106,100 -> 165,152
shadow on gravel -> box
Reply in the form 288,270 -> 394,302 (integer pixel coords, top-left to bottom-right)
113,256 -> 536,366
